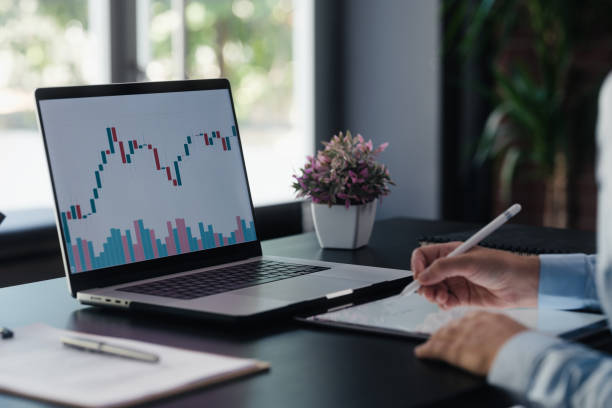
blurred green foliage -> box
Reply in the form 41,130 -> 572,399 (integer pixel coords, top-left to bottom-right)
149,0 -> 294,124
1,0 -> 294,130
186,0 -> 293,124
0,0 -> 88,129
37,0 -> 87,27
444,0 -> 612,201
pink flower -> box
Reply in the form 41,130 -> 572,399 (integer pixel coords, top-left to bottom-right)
291,130 -> 393,208
375,142 -> 389,153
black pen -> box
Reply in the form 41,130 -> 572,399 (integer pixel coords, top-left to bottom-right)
1,327 -> 13,339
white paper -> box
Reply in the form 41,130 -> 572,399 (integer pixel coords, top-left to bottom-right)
0,324 -> 265,407
313,294 -> 605,336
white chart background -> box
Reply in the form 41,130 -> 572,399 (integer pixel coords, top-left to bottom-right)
40,89 -> 255,263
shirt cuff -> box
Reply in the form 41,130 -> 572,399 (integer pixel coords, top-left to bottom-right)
538,254 -> 599,309
488,331 -> 563,393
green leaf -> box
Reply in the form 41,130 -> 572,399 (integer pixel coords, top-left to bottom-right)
442,0 -> 469,55
499,147 -> 521,204
459,0 -> 497,57
494,70 -> 543,135
474,105 -> 510,166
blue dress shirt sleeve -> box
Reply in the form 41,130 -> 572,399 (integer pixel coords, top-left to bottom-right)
486,71 -> 612,408
488,330 -> 612,407
488,331 -> 562,393
538,254 -> 599,310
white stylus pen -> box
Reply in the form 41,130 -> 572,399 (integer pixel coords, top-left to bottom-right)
401,203 -> 522,296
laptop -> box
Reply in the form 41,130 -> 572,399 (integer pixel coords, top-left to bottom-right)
35,79 -> 411,321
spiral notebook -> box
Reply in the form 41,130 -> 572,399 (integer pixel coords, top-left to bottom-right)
419,224 -> 596,255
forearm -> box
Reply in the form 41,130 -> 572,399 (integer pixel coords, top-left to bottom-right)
489,331 -> 612,407
538,254 -> 600,310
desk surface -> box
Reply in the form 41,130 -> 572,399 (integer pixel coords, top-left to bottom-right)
0,217 -> 523,408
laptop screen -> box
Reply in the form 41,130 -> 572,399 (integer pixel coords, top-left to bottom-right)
39,88 -> 257,274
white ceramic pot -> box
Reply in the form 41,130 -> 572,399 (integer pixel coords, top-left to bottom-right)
311,199 -> 377,249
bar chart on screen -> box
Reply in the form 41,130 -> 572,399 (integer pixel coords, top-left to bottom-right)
41,89 -> 257,273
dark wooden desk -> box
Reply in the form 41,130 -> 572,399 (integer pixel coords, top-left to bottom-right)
0,218 -> 523,407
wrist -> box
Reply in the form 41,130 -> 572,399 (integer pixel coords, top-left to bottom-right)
517,255 -> 540,308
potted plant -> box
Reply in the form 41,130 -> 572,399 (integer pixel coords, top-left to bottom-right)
292,131 -> 394,249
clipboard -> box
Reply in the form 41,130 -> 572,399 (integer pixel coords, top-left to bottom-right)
0,324 -> 269,408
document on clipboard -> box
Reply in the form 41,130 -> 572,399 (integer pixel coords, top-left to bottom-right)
303,294 -> 606,340
0,324 -> 269,408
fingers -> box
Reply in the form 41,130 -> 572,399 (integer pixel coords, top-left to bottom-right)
411,242 -> 462,279
418,283 -> 455,310
418,284 -> 443,304
412,243 -> 505,309
417,255 -> 478,286
414,320 -> 459,359
435,284 -> 449,304
414,337 -> 446,360
414,311 -> 528,376
411,248 -> 426,278
439,292 -> 461,309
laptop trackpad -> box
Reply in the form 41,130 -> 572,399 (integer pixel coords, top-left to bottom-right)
235,274 -> 368,302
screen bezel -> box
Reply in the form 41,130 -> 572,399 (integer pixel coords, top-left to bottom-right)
35,79 -> 263,296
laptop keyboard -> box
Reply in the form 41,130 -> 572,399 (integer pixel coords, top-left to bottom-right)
118,260 -> 330,300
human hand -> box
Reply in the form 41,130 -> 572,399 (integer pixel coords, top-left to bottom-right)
411,242 -> 539,309
414,311 -> 528,376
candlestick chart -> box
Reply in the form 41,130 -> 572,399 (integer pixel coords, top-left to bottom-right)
41,90 -> 257,274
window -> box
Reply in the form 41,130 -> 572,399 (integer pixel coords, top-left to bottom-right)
138,0 -> 313,205
0,0 -> 313,211
0,0 -> 107,210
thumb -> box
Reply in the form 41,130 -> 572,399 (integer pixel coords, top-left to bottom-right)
417,256 -> 475,286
